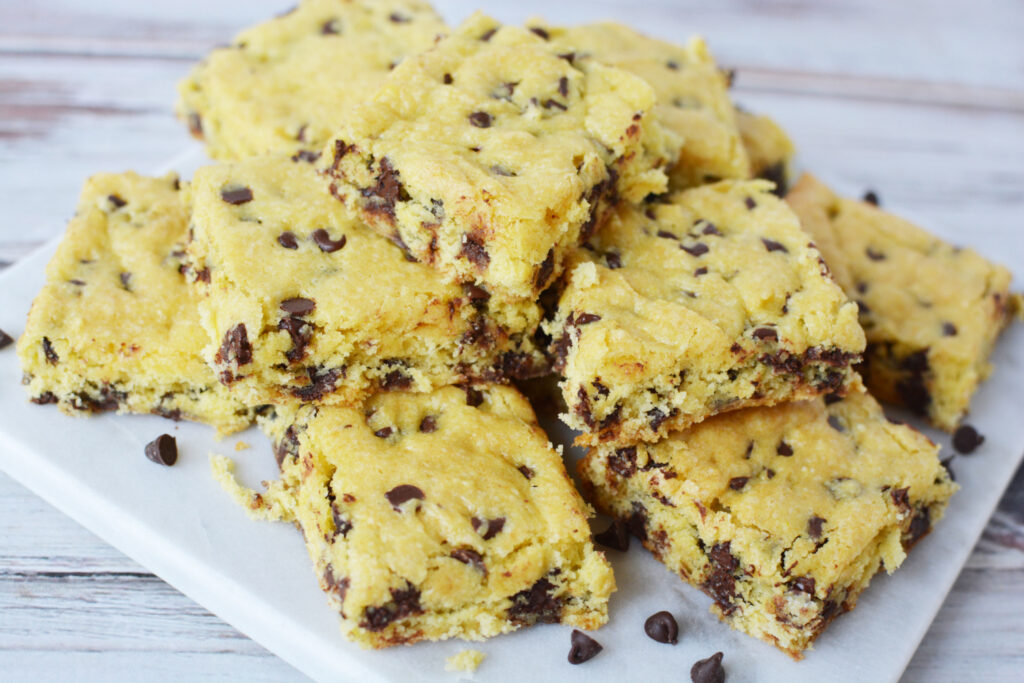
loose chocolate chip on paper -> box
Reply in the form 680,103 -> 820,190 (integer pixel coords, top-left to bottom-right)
0,328 -> 14,349
469,111 -> 493,128
311,228 -> 346,253
644,610 -> 679,644
690,652 -> 725,683
567,629 -> 602,664
952,424 -> 984,454
863,189 -> 881,206
594,518 -> 630,552
280,297 -> 316,315
144,434 -> 178,466
220,186 -> 253,205
385,484 -> 424,509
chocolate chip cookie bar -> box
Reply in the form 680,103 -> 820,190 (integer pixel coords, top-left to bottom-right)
321,12 -> 673,301
786,173 -> 1019,430
547,180 -> 865,447
578,385 -> 956,658
177,0 -> 447,160
737,108 -> 795,195
537,21 -> 749,188
217,384 -> 615,647
186,155 -> 545,407
18,172 -> 253,434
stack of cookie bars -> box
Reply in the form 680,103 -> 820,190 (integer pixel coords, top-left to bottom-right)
15,0 -> 1020,662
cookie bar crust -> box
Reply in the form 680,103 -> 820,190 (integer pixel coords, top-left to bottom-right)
186,156 -> 546,408
548,180 -> 865,447
255,384 -> 615,648
736,108 -> 796,195
786,173 -> 1017,430
17,172 -> 253,435
538,21 -> 749,189
321,12 -> 672,301
176,0 -> 447,161
578,386 -> 956,658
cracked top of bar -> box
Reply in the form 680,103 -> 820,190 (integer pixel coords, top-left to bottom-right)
548,179 -> 865,446
185,155 -> 545,408
320,12 -> 673,301
18,172 -> 253,434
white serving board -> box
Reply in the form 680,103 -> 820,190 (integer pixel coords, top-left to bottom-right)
0,145 -> 1021,683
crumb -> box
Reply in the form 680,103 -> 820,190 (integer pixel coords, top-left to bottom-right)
445,649 -> 485,673
234,440 -> 251,451
209,453 -> 294,522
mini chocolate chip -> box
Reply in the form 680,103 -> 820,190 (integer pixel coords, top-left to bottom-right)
866,247 -> 886,261
386,484 -> 423,509
471,516 -> 505,540
220,186 -> 253,205
762,238 -> 788,253
119,272 -> 131,289
312,228 -> 346,253
942,321 -> 958,336
666,60 -> 680,70
277,231 -> 299,249
827,415 -> 845,432
744,196 -> 757,210
529,26 -> 550,40
0,329 -> 13,349
568,630 -> 602,665
107,194 -> 127,209
469,111 -> 492,128
776,440 -> 793,456
460,233 -> 490,268
940,456 -> 956,482
728,476 -> 749,491
542,99 -> 567,111
657,230 -> 677,240
518,465 -> 535,479
807,515 -> 826,539
451,548 -> 486,573
443,73 -> 453,84
388,12 -> 409,22
479,27 -> 497,41
291,149 -> 321,163
863,189 -> 880,206
321,19 -> 339,35
373,426 -> 393,439
752,327 -> 777,341
644,610 -> 679,644
605,252 -> 622,269
558,75 -> 569,97
694,266 -> 708,276
700,221 -> 722,236
682,242 -> 709,256
691,652 -> 725,683
42,337 -> 59,364
594,519 -> 630,552
68,279 -> 86,286
464,386 -> 484,407
574,313 -> 601,326
952,424 -> 984,454
418,415 -> 437,433
790,576 -> 816,595
824,392 -> 843,405
144,434 -> 177,466
280,297 -> 315,315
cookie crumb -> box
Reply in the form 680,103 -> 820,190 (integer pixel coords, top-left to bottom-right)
209,454 -> 294,522
445,649 -> 485,673
234,441 -> 251,452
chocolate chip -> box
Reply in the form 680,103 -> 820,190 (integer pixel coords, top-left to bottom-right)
0,329 -> 13,349
508,577 -> 561,624
144,434 -> 177,466
647,407 -> 670,432
279,297 -> 315,315
952,424 -> 984,454
418,415 -> 437,433
752,327 -> 777,341
472,516 -> 505,540
827,415 -> 845,432
462,283 -> 490,307
594,518 -> 630,552
386,484 -> 423,509
863,189 -> 880,206
558,75 -> 569,97
330,503 -> 352,539
574,313 -> 601,326
866,247 -> 886,261
291,149 -> 321,163
118,272 -> 132,290
682,242 -> 709,256
460,233 -> 490,268
807,515 -> 826,539
361,584 -> 422,631
451,548 -> 486,573
744,196 -> 757,210
374,426 -> 393,439
534,248 -> 555,290
940,456 -> 956,482
68,279 -> 86,286
762,238 -> 788,253
107,194 -> 127,209
568,630 -> 602,664
42,337 -> 59,364
608,446 -> 638,478
657,230 -> 677,240
388,12 -> 409,22
542,98 -> 567,111
361,157 -> 407,220
776,440 -> 793,456
605,251 -> 622,269
529,26 -> 550,40
469,111 -> 492,128
790,576 -> 816,595
290,366 -> 341,401
479,27 -> 497,42
518,465 -> 535,479
728,476 -> 749,491
627,502 -> 649,541
278,316 -> 312,363
700,221 -> 722,236
216,324 -> 252,367
942,321 -> 958,336
311,228 -> 346,253
464,386 -> 484,407
220,186 -> 253,205
690,652 -> 725,683
703,543 -> 738,613
443,73 -> 453,84
644,610 -> 679,644
277,231 -> 299,249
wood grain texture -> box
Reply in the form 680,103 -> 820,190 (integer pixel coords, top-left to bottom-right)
0,1 -> 1021,681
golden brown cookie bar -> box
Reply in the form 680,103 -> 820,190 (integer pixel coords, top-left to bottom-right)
547,180 -> 865,447
579,385 -> 956,658
186,155 -> 545,408
736,108 -> 796,195
216,384 -> 615,648
177,0 -> 447,160
786,173 -> 1018,430
321,12 -> 673,301
18,172 -> 253,434
536,20 -> 749,189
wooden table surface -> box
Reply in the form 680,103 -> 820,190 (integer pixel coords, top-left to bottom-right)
1,1 -> 1022,680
